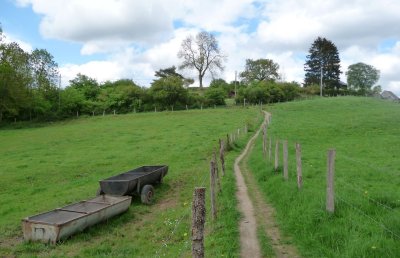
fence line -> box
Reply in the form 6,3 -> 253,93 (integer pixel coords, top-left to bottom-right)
261,133 -> 399,241
156,121 -> 251,257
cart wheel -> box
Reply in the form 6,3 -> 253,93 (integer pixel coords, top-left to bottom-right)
96,188 -> 104,196
141,185 -> 154,204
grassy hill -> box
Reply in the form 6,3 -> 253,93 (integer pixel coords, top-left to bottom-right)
248,97 -> 400,257
0,107 -> 263,257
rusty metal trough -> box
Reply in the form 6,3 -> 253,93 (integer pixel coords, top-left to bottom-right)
22,195 -> 131,244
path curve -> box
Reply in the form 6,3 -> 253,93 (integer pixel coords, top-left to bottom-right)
235,111 -> 300,258
234,112 -> 269,258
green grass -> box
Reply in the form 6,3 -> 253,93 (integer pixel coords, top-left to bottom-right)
248,97 -> 400,257
0,107 -> 263,257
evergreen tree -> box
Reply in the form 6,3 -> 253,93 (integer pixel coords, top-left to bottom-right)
304,37 -> 342,94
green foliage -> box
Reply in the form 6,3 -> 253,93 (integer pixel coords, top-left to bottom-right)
69,73 -> 100,100
248,97 -> 400,257
240,58 -> 280,83
236,81 -> 300,104
204,87 -> 226,106
304,37 -> 342,93
0,42 -> 31,121
150,75 -> 188,110
346,62 -> 380,95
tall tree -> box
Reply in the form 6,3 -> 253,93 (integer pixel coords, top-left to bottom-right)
240,58 -> 280,83
0,42 -> 31,121
304,37 -> 342,93
346,62 -> 380,95
178,31 -> 225,88
69,73 -> 99,100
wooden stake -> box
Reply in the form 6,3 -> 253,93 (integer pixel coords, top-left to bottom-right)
296,143 -> 303,189
268,136 -> 272,161
219,139 -> 225,176
274,140 -> 279,172
262,126 -> 266,158
283,140 -> 288,180
326,149 -> 336,213
226,134 -> 231,150
213,151 -> 221,193
210,160 -> 217,220
192,187 -> 206,258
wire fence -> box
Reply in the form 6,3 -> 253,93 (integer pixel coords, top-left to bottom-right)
263,117 -> 400,243
155,121 -> 254,257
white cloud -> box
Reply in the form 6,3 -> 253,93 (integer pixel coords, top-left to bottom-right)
14,0 -> 400,96
2,32 -> 33,52
17,0 -> 173,52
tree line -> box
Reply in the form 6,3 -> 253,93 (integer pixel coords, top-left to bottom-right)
0,26 -> 382,123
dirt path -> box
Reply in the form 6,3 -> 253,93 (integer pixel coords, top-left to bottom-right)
235,111 -> 299,258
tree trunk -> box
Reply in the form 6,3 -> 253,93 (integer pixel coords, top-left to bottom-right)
199,73 -> 203,88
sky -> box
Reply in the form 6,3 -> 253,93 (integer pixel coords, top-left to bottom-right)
1,0 -> 400,95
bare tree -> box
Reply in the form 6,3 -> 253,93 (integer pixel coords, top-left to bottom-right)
178,31 -> 225,88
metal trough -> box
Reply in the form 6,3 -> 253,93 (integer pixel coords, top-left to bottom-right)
22,195 -> 131,244
99,165 -> 168,196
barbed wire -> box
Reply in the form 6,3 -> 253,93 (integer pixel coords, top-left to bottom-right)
336,194 -> 400,240
338,153 -> 400,175
336,178 -> 400,214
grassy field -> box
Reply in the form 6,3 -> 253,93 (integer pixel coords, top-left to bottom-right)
248,97 -> 400,257
0,107 -> 263,257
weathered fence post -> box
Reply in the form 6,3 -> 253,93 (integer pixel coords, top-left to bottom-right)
326,149 -> 336,213
192,187 -> 206,258
103,110 -> 105,116
274,140 -> 279,172
213,151 -> 221,193
210,160 -> 217,220
283,140 -> 288,180
219,139 -> 225,176
262,126 -> 266,158
226,134 -> 231,150
296,143 -> 303,189
268,136 -> 272,161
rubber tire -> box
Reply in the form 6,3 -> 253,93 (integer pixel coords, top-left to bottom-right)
96,187 -> 104,196
141,185 -> 154,204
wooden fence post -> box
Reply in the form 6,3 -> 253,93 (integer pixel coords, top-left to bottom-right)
283,140 -> 288,180
213,151 -> 221,193
192,187 -> 206,258
262,126 -> 266,158
268,136 -> 272,161
210,160 -> 217,220
326,149 -> 336,213
219,139 -> 225,176
296,143 -> 302,189
274,140 -> 279,172
226,134 -> 231,150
